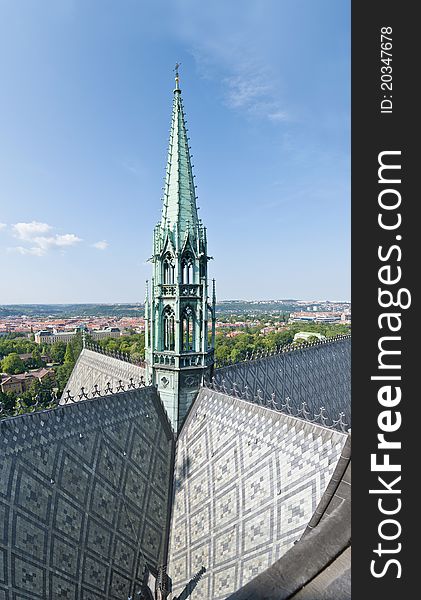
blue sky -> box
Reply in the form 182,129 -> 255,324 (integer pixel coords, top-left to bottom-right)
0,0 -> 350,303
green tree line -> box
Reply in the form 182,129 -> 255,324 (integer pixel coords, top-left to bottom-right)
1,321 -> 349,418
214,322 -> 350,365
96,332 -> 145,363
0,332 -> 85,418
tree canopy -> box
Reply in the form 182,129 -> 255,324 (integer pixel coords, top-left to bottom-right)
97,333 -> 145,361
213,322 -> 350,365
1,352 -> 26,375
64,343 -> 75,365
50,341 -> 67,364
0,337 -> 37,360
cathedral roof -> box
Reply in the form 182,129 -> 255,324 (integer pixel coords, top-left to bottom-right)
168,387 -> 349,599
1,351 -> 351,600
226,435 -> 351,600
62,348 -> 146,400
159,68 -> 201,246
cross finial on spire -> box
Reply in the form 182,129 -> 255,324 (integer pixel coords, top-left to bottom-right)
174,62 -> 181,91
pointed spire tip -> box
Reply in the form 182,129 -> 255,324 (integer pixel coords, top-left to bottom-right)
174,62 -> 181,92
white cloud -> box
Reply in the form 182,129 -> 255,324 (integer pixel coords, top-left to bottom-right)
224,74 -> 290,122
9,221 -> 82,256
170,3 -> 290,124
92,240 -> 109,250
12,221 -> 52,240
0,223 -> 6,231
7,246 -> 45,257
34,234 -> 82,251
225,75 -> 270,110
120,159 -> 145,177
268,110 -> 289,123
54,233 -> 82,246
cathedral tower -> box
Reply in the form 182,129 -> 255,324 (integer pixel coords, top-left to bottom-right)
145,67 -> 216,431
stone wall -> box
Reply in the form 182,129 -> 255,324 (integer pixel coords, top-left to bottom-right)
167,389 -> 348,600
63,348 -> 146,399
0,386 -> 174,600
213,337 -> 351,426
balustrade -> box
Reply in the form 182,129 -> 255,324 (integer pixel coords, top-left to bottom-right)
158,284 -> 201,297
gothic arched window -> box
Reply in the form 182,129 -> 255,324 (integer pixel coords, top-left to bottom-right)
181,253 -> 194,284
181,306 -> 194,351
163,252 -> 175,284
163,306 -> 175,351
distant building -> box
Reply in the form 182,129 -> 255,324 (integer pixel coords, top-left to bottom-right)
289,311 -> 342,324
293,331 -> 326,342
34,327 -> 121,345
314,315 -> 341,323
289,315 -> 316,323
1,367 -> 54,394
90,327 -> 121,340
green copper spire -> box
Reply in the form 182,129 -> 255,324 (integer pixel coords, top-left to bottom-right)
146,67 -> 216,432
160,65 -> 199,245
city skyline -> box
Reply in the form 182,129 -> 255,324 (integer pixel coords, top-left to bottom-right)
0,0 -> 350,303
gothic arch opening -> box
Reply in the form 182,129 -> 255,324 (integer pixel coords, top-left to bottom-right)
163,305 -> 175,351
181,305 -> 195,351
163,252 -> 175,284
181,252 -> 194,284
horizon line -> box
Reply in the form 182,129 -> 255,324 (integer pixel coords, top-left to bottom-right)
1,299 -> 351,306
